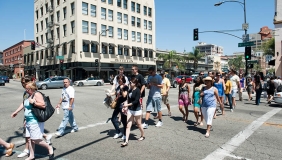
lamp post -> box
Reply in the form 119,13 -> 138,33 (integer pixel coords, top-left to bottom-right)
215,0 -> 248,76
98,29 -> 109,78
18,57 -> 22,78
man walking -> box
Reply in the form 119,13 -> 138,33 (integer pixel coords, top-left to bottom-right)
230,69 -> 240,109
131,65 -> 146,107
111,66 -> 129,91
160,70 -> 171,116
142,67 -> 163,128
55,78 -> 78,136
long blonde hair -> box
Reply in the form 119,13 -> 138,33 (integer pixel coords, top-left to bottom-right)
25,81 -> 38,91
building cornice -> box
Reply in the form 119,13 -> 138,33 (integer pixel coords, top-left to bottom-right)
274,20 -> 282,24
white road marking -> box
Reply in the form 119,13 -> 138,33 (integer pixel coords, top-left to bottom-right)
203,108 -> 282,160
226,153 -> 252,160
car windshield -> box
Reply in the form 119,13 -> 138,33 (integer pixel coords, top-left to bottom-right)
43,78 -> 50,82
176,76 -> 183,78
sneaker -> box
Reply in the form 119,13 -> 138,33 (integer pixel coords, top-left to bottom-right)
155,121 -> 163,127
121,135 -> 126,140
17,150 -> 29,158
231,109 -> 234,112
71,129 -> 78,133
46,135 -> 52,145
113,132 -> 123,139
55,132 -> 62,137
142,123 -> 148,129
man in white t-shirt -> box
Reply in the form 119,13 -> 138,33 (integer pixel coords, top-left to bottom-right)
111,66 -> 129,91
230,69 -> 240,109
55,78 -> 78,136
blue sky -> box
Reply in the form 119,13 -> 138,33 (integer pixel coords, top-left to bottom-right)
0,0 -> 275,55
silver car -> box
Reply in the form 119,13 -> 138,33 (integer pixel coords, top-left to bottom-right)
73,77 -> 104,86
36,76 -> 72,90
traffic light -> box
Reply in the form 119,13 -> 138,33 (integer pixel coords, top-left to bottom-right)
95,59 -> 99,66
60,59 -> 64,64
193,28 -> 199,41
31,41 -> 35,50
245,47 -> 251,60
247,64 -> 254,69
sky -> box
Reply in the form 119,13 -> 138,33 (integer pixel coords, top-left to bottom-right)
0,0 -> 275,55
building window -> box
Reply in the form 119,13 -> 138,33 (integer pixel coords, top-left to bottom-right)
45,33 -> 48,42
117,12 -> 122,23
144,49 -> 148,57
63,43 -> 67,55
45,50 -> 48,58
132,31 -> 135,41
57,0 -> 60,5
124,48 -> 129,56
45,3 -> 48,14
144,20 -> 147,29
136,3 -> 140,13
71,2 -> 75,15
148,21 -> 152,30
41,51 -> 43,60
91,43 -> 98,53
108,26 -> 113,37
91,22 -> 96,35
149,35 -> 152,44
132,48 -> 136,56
71,21 -> 75,33
108,0 -> 113,4
63,24 -> 67,36
91,5 -> 96,17
41,21 -> 43,31
148,7 -> 152,17
109,46 -> 114,54
40,7 -> 43,16
102,44 -> 108,54
70,40 -> 75,53
108,9 -> 113,21
41,35 -> 44,44
118,45 -> 123,55
137,32 -> 141,42
123,14 -> 128,24
82,21 -> 88,33
36,10 -> 38,19
51,30 -> 54,40
117,0 -> 121,7
101,25 -> 107,36
123,0 -> 127,9
137,18 -> 140,27
124,29 -> 128,40
118,28 -> 122,39
45,18 -> 48,28
51,14 -> 54,22
149,50 -> 153,58
36,37 -> 39,43
144,6 -> 147,15
137,49 -> 142,57
83,42 -> 89,52
101,0 -> 106,3
56,27 -> 60,38
101,7 -> 106,20
131,16 -> 135,26
131,2 -> 135,12
82,2 -> 88,15
63,7 -> 66,19
56,11 -> 60,22
36,24 -> 38,33
144,34 -> 147,43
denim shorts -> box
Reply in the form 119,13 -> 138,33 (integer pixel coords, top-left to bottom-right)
231,88 -> 238,97
146,97 -> 162,112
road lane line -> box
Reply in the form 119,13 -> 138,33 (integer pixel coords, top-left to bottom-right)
203,108 -> 282,160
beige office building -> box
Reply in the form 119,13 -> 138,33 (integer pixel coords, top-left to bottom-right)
31,0 -> 155,81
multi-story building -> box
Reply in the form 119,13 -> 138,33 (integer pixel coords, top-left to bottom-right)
0,50 -> 3,65
3,40 -> 31,78
31,0 -> 155,81
195,42 -> 224,56
274,0 -> 282,76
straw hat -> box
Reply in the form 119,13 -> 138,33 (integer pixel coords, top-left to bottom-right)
203,76 -> 213,82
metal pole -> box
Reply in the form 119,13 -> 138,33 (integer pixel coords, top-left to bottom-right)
98,32 -> 101,78
244,0 -> 248,77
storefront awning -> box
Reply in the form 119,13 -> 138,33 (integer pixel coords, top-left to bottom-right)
102,42 -> 109,46
149,49 -> 155,52
268,59 -> 275,66
83,67 -> 98,71
67,39 -> 75,44
118,45 -> 124,48
124,45 -> 131,49
83,40 -> 91,44
91,41 -> 99,45
60,42 -> 66,46
132,46 -> 137,49
137,47 -> 143,51
109,43 -> 117,47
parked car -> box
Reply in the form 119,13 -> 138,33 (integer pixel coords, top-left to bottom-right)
0,77 -> 5,86
36,76 -> 72,90
175,75 -> 193,84
274,92 -> 282,104
73,77 -> 104,86
165,74 -> 178,88
0,75 -> 9,83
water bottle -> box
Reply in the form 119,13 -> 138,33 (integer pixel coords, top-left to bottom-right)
56,108 -> 60,114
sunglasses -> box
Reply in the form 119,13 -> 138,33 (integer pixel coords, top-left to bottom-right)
25,88 -> 31,91
200,74 -> 204,75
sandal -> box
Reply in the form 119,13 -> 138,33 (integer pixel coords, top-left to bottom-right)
194,122 -> 200,126
121,142 -> 128,147
138,136 -> 145,141
153,116 -> 159,119
168,111 -> 171,116
5,143 -> 14,157
205,132 -> 210,138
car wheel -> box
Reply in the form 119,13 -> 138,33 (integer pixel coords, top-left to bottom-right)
41,84 -> 47,90
78,82 -> 83,86
97,82 -> 101,86
173,82 -> 177,88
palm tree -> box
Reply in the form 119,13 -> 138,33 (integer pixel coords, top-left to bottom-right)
214,61 -> 221,71
157,50 -> 183,76
228,55 -> 245,71
186,48 -> 205,70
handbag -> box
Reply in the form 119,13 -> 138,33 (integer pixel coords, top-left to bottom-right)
31,91 -> 55,122
110,100 -> 117,109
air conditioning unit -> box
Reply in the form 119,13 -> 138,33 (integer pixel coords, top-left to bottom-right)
48,22 -> 53,27
48,6 -> 53,12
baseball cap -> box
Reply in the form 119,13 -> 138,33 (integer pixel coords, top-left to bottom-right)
160,70 -> 166,75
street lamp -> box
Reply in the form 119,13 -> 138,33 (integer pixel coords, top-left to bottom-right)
98,29 -> 109,78
214,0 -> 248,76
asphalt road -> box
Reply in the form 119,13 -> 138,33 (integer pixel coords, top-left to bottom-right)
0,81 -> 281,160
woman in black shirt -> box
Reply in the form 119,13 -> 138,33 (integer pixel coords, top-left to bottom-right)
121,77 -> 145,147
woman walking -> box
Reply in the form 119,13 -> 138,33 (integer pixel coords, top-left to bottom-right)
246,78 -> 254,101
192,76 -> 204,126
121,78 -> 145,147
224,76 -> 233,112
213,72 -> 225,115
178,77 -> 191,122
111,76 -> 128,140
201,77 -> 223,138
21,81 -> 54,160
266,77 -> 275,104
254,75 -> 263,105
0,138 -> 14,157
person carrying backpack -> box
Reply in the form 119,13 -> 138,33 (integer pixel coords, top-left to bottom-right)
266,77 -> 275,104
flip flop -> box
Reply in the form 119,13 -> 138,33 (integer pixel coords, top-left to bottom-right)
194,122 -> 200,126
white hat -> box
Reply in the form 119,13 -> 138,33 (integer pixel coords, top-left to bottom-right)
203,76 -> 213,82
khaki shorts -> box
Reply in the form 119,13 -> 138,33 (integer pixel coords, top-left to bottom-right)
162,95 -> 169,104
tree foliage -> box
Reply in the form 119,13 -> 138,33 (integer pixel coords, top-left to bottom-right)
228,55 -> 245,71
253,63 -> 262,72
157,50 -> 184,73
186,48 -> 205,70
261,38 -> 275,56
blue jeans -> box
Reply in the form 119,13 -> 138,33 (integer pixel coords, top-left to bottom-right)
57,109 -> 78,135
111,107 -> 127,135
225,94 -> 233,109
255,89 -> 262,105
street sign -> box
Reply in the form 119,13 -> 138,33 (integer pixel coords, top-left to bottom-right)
242,34 -> 249,42
247,60 -> 258,63
238,41 -> 255,47
56,56 -> 64,60
242,23 -> 249,30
